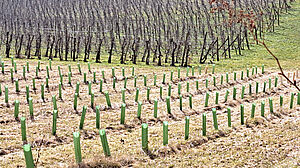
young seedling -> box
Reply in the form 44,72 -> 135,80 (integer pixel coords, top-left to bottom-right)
215,92 -> 219,104
220,75 -> 224,85
25,85 -> 30,103
166,96 -> 171,114
23,144 -> 35,168
268,78 -> 271,90
227,107 -> 231,127
255,66 -> 258,74
124,77 -> 127,89
205,78 -> 208,88
241,71 -> 244,80
196,80 -> 199,90
88,81 -> 92,95
134,76 -> 137,87
59,82 -> 62,99
261,101 -> 265,117
46,66 -> 50,79
275,77 -> 278,87
212,64 -> 215,74
177,67 -> 181,78
122,67 -> 125,77
28,97 -> 34,118
141,123 -> 148,150
240,104 -> 244,125
186,82 -> 190,93
233,87 -> 237,100
170,70 -> 173,81
93,72 -> 97,83
88,62 -> 91,73
249,83 -> 252,95
23,65 -> 26,80
58,66 -> 61,77
179,95 -> 183,111
189,94 -> 192,108
21,117 -> 27,141
154,74 -> 157,86
112,67 -> 115,77
120,103 -> 126,124
162,73 -> 166,84
76,82 -> 80,96
224,89 -> 229,102
135,88 -> 139,102
262,64 -> 265,74
5,85 -> 8,104
160,86 -> 163,99
91,92 -> 95,109
105,91 -> 112,108
131,67 -> 135,77
102,70 -> 105,80
68,72 -> 72,85
77,63 -> 81,74
99,129 -> 111,157
241,85 -> 245,99
154,98 -> 158,118
280,95 -> 283,107
31,78 -> 36,90
269,97 -> 273,114
52,110 -> 58,135
15,79 -> 20,92
26,61 -> 30,72
46,77 -> 49,88
192,66 -> 195,76
113,77 -> 116,90
251,103 -> 256,118
121,88 -> 126,103
163,121 -> 168,145
96,106 -> 100,129
14,100 -> 20,119
52,95 -> 57,111
205,92 -> 210,107
263,81 -> 266,93
178,82 -> 181,95
79,106 -> 87,129
137,101 -> 142,119
73,132 -> 82,163
99,79 -> 103,93
226,72 -> 229,83
256,82 -> 259,94
212,108 -> 218,130
83,73 -> 87,84
35,66 -> 39,78
185,116 -> 190,140
168,84 -> 172,97
186,67 -> 189,77
202,113 -> 207,136
290,93 -> 294,109
10,68 -> 14,82
234,72 -> 237,81
14,61 -> 17,73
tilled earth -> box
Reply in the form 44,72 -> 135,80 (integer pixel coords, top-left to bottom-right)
0,59 -> 299,167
